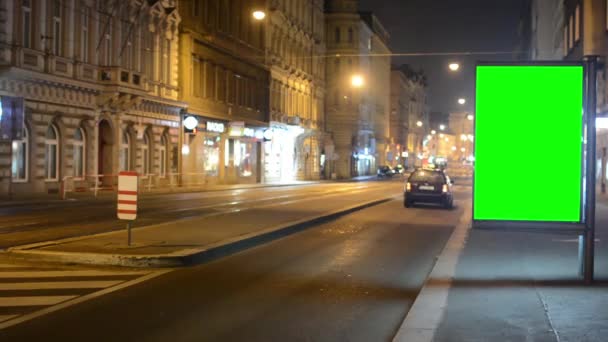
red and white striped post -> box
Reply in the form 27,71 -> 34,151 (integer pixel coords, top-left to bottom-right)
117,171 -> 138,246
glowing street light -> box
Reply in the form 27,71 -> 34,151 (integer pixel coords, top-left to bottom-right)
252,10 -> 266,20
439,124 -> 446,131
351,74 -> 365,88
460,134 -> 468,141
467,114 -> 474,121
458,98 -> 466,105
461,147 -> 466,152
449,63 -> 460,71
416,121 -> 423,127
431,130 -> 437,135
452,146 -> 457,151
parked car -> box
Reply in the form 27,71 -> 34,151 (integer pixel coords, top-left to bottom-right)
404,168 -> 454,209
377,165 -> 395,178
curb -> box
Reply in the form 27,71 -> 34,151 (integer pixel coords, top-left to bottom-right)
392,202 -> 473,342
7,196 -> 395,268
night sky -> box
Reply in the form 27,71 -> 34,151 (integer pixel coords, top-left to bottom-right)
359,0 -> 527,117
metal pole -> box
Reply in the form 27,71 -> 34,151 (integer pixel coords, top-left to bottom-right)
127,221 -> 132,246
584,55 -> 598,284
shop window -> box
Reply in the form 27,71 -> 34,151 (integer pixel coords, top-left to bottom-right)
159,135 -> 167,178
120,131 -> 130,171
45,124 -> 60,181
73,127 -> 85,179
12,127 -> 28,182
235,140 -> 255,177
203,137 -> 220,176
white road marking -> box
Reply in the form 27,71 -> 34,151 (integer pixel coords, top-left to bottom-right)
0,296 -> 77,307
0,315 -> 18,323
0,270 -> 148,278
0,280 -> 123,290
0,269 -> 171,330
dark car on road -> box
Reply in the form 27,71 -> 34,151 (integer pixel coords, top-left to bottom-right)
404,168 -> 454,209
377,165 -> 395,178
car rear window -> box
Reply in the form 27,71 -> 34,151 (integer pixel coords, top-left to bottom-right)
410,171 -> 445,183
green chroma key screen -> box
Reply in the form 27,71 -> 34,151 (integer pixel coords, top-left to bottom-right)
474,65 -> 583,222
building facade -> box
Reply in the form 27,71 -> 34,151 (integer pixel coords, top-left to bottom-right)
178,0 -> 270,185
325,0 -> 391,178
0,0 -> 184,197
264,0 -> 327,182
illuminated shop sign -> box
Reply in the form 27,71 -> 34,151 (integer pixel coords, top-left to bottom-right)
206,121 -> 225,133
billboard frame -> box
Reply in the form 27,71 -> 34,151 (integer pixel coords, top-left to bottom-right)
472,61 -> 587,233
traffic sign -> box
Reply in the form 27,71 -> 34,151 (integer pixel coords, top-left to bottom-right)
117,171 -> 138,221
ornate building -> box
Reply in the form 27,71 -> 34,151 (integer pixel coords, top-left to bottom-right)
265,0 -> 327,181
0,0 -> 183,197
178,0 -> 270,185
325,0 -> 391,178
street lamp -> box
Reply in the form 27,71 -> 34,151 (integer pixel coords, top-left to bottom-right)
416,121 -> 423,127
252,10 -> 266,20
351,74 -> 365,88
458,98 -> 466,105
467,114 -> 474,121
449,63 -> 460,71
431,130 -> 436,135
439,124 -> 446,131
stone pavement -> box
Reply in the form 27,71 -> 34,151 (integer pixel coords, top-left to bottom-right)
395,198 -> 608,342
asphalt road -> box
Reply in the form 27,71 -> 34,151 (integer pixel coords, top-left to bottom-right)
0,180 -> 402,249
0,184 -> 471,342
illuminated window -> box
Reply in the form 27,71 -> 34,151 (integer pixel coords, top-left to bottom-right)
45,125 -> 59,181
12,127 -> 28,182
73,127 -> 85,179
120,131 -> 130,171
141,132 -> 150,177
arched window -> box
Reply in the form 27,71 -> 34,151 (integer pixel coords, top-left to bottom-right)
11,127 -> 29,182
73,127 -> 86,179
159,135 -> 168,178
141,132 -> 150,176
120,131 -> 130,171
45,124 -> 59,181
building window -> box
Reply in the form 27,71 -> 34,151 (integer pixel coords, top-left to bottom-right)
193,0 -> 200,16
22,0 -> 32,49
348,28 -> 354,43
120,131 -> 130,171
564,26 -> 569,55
102,16 -> 112,66
144,29 -> 153,78
11,127 -> 28,182
162,39 -> 170,84
569,15 -> 574,48
368,37 -> 372,50
335,27 -> 341,43
45,124 -> 60,181
52,0 -> 62,56
73,127 -> 85,179
81,5 -> 90,63
159,135 -> 167,178
575,5 -> 581,42
141,132 -> 150,177
122,21 -> 132,69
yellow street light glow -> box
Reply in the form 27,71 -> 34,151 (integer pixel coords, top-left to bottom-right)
439,133 -> 445,138
351,74 -> 365,88
252,10 -> 266,20
449,63 -> 460,71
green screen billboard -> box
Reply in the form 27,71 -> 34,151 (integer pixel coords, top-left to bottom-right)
474,64 -> 584,224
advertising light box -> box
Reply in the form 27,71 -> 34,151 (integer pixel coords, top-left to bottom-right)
473,64 -> 584,227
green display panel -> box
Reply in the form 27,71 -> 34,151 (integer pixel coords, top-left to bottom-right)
474,64 -> 584,223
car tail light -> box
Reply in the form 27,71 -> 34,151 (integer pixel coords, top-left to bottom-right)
442,184 -> 448,193
406,182 -> 412,191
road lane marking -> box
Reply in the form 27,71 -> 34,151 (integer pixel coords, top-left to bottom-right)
0,270 -> 149,278
0,269 -> 171,330
0,280 -> 123,290
0,296 -> 78,307
0,315 -> 17,323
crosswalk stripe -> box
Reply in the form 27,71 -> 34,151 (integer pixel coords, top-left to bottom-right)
0,315 -> 18,323
0,296 -> 78,307
0,270 -> 149,278
0,280 -> 124,290
0,264 -> 29,268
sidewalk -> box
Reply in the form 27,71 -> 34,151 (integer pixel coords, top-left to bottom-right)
6,187 -> 395,267
395,200 -> 608,342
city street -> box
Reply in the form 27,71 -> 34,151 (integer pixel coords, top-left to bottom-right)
0,181 -> 471,341
0,180 -> 401,249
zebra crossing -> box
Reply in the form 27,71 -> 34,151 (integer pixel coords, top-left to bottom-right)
0,262 -> 169,329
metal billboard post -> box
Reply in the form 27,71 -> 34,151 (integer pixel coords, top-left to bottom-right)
583,56 -> 598,284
